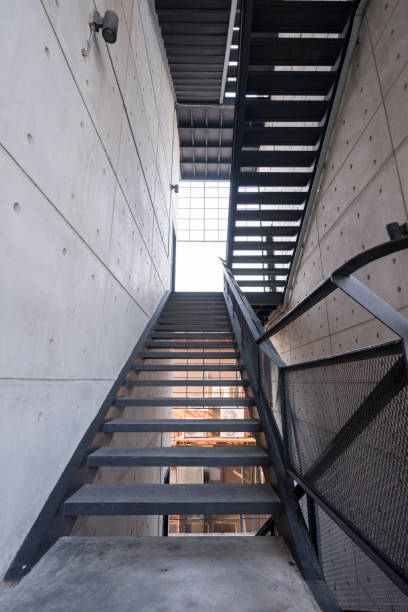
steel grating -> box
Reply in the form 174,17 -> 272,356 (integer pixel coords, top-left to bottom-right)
317,505 -> 408,611
155,0 -> 240,180
282,341 -> 408,599
177,104 -> 234,180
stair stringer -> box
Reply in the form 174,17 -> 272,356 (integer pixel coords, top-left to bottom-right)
4,291 -> 171,582
222,290 -> 341,612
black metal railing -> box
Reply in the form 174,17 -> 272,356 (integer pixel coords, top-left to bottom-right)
221,236 -> 408,611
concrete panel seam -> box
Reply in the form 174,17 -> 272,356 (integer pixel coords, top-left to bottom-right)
40,0 -> 171,291
367,15 -> 408,219
368,0 -> 401,51
316,147 -> 395,242
0,142 -> 152,318
317,99 -> 382,203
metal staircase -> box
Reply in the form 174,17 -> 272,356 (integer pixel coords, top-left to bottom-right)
63,292 -> 281,519
226,0 -> 360,322
5,289 -> 337,611
5,240 -> 408,612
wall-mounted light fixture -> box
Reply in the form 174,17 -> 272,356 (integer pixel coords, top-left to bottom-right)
170,184 -> 179,194
82,8 -> 119,57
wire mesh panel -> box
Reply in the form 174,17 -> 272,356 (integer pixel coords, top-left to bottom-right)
282,341 -> 408,604
317,505 -> 408,611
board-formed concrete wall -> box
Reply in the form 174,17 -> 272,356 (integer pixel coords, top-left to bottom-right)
0,0 -> 178,577
271,1 -> 408,364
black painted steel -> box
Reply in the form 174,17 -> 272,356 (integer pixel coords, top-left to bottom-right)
87,446 -> 270,467
257,237 -> 408,346
64,484 -> 282,516
104,418 -> 262,433
4,291 -> 172,581
222,259 -> 341,611
222,237 -> 408,604
226,0 -> 357,323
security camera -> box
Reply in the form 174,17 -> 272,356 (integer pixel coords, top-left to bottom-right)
96,9 -> 119,44
82,8 -> 119,56
171,184 -> 179,194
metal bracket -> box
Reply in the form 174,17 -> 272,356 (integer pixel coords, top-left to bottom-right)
82,9 -> 102,57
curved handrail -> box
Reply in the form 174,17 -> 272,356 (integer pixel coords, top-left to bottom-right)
256,236 -> 408,346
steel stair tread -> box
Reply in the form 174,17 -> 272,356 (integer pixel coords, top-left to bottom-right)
132,364 -> 244,371
103,418 -> 262,432
139,351 -> 238,359
87,446 -> 270,467
155,326 -> 232,331
121,379 -> 248,387
64,484 -> 282,515
145,342 -> 235,349
114,397 -> 254,407
150,332 -> 234,339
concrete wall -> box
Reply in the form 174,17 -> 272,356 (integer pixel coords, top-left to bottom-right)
271,1 -> 408,364
0,0 -> 178,577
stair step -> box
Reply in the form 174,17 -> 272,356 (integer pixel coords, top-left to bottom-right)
243,70 -> 336,96
234,225 -> 302,237
232,241 -> 294,252
235,210 -> 302,222
166,303 -> 225,308
161,314 -> 228,318
244,99 -> 328,123
145,342 -> 234,349
104,418 -> 262,433
243,126 -> 322,147
249,38 -> 343,67
164,305 -> 226,309
114,397 -> 254,407
155,326 -> 232,331
122,379 -> 248,387
87,446 -> 270,467
171,292 -> 223,296
150,332 -> 233,339
64,484 -> 282,516
240,149 -> 315,168
139,352 -> 239,359
133,364 -> 244,371
239,280 -> 284,288
234,226 -> 299,237
168,298 -> 225,302
159,320 -> 230,325
157,319 -> 229,324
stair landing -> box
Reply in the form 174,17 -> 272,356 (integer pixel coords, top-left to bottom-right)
0,537 -> 320,612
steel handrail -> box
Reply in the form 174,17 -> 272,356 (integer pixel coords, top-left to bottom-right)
256,236 -> 408,347
220,258 -> 285,367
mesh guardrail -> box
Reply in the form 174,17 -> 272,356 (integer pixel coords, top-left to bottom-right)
282,341 -> 408,608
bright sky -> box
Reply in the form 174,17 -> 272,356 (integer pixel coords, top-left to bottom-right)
175,241 -> 227,292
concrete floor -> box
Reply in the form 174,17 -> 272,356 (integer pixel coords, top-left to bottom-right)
0,536 -> 320,612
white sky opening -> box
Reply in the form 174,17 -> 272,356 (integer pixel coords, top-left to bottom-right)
175,242 -> 226,292
175,181 -> 229,292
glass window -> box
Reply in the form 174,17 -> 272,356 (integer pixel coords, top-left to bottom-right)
176,181 -> 230,243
